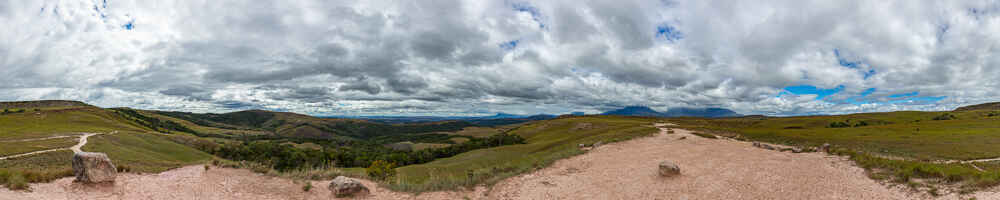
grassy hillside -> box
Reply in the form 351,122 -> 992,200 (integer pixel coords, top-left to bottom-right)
672,108 -> 1000,192
389,116 -> 660,192
145,109 -> 478,141
673,110 -> 1000,160
955,102 -> 1000,112
0,102 -> 213,189
0,105 -> 146,140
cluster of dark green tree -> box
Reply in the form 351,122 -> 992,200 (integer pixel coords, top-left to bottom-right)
932,113 -> 957,120
369,133 -> 471,144
204,133 -> 526,171
827,119 -> 891,128
0,109 -> 27,115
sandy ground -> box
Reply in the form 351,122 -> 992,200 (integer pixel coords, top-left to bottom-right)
2,126 -> 998,199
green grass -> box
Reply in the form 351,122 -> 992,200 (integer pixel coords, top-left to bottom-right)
0,137 -> 79,156
82,132 -> 213,173
0,106 -> 146,140
673,110 -> 1000,161
0,150 -> 75,190
672,109 -> 1000,191
388,116 -> 659,192
833,149 -> 1000,191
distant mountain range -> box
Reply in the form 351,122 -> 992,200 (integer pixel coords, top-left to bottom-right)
329,112 -> 557,125
601,106 -> 741,118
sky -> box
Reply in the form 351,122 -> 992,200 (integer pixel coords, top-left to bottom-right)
1,0 -> 999,116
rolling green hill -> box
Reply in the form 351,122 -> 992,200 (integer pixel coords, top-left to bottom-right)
143,109 -> 478,140
955,102 -> 1000,112
0,101 -> 213,189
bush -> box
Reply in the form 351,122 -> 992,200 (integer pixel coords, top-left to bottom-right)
932,113 -> 956,121
6,172 -> 29,190
366,160 -> 397,181
828,121 -> 851,128
302,182 -> 313,192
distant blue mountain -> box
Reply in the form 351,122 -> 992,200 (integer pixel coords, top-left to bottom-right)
601,106 -> 664,117
601,106 -> 741,118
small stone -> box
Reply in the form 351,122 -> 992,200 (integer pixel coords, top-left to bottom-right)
658,161 -> 681,177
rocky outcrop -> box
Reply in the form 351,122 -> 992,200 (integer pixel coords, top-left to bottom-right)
329,176 -> 369,197
658,161 -> 681,177
72,152 -> 117,183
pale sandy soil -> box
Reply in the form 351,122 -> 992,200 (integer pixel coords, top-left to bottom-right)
2,126 -> 998,200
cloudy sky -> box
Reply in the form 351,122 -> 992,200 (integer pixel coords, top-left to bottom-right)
1,0 -> 999,116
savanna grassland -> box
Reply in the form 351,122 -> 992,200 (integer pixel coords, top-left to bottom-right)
4,99 -> 1000,195
670,106 -> 1000,192
389,116 -> 661,192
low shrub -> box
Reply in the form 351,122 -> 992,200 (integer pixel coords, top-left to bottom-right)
302,182 -> 313,192
366,160 -> 397,181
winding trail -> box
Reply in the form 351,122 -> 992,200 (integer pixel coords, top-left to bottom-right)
0,131 -> 112,160
0,135 -> 77,143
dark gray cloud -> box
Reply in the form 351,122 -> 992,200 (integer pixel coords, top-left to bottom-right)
1,0 -> 998,116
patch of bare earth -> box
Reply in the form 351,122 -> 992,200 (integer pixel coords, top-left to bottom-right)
3,126 -> 999,199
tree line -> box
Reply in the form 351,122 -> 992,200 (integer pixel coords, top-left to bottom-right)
203,133 -> 526,171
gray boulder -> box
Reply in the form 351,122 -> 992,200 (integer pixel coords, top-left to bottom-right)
72,152 -> 117,183
658,161 -> 681,177
329,176 -> 369,197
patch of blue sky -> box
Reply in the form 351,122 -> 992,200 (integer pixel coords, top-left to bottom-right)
499,40 -> 519,51
834,49 -> 877,79
780,85 -> 844,100
842,88 -> 876,105
123,19 -> 134,30
656,24 -> 683,42
833,49 -> 860,69
888,91 -> 919,98
510,2 -> 545,29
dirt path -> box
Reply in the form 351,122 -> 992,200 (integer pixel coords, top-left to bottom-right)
0,131 -> 110,160
3,127 -> 999,199
0,135 -> 77,143
69,132 -> 99,153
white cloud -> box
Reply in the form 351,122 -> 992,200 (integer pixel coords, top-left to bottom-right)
2,0 -> 998,116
